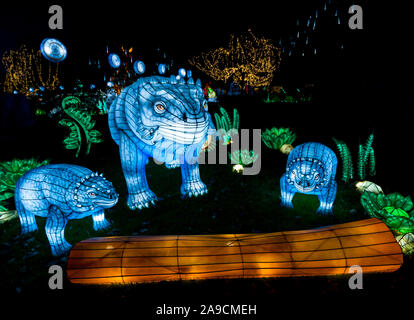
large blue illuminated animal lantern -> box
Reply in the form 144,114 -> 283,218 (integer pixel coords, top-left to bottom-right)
15,164 -> 118,256
109,76 -> 216,210
280,142 -> 337,215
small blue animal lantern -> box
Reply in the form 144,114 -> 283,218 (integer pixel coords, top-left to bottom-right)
15,164 -> 119,256
109,76 -> 216,210
280,142 -> 337,215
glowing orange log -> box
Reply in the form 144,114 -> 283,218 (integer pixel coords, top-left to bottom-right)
67,218 -> 403,285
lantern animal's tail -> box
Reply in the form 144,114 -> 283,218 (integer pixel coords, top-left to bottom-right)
67,218 -> 403,285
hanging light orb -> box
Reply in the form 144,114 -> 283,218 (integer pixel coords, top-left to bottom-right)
187,70 -> 192,78
178,68 -> 186,77
40,38 -> 67,63
158,64 -> 166,75
108,53 -> 121,68
133,60 -> 145,74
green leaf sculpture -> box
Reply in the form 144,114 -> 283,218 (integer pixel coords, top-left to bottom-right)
214,107 -> 239,145
59,96 -> 103,157
228,150 -> 258,166
332,137 -> 354,183
332,133 -> 376,182
261,127 -> 296,154
357,133 -> 376,179
0,158 -> 49,215
361,192 -> 414,234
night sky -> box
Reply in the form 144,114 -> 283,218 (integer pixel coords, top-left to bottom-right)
0,0 -> 410,121
0,1 -> 401,83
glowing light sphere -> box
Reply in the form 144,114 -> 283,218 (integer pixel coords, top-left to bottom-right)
158,64 -> 166,75
15,164 -> 118,256
40,38 -> 67,63
108,53 -> 121,68
107,81 -> 114,87
13,90 -> 18,94
90,84 -> 96,90
108,76 -> 217,210
134,60 -> 145,74
187,70 -> 192,78
178,68 -> 186,77
29,87 -> 34,93
39,86 -> 45,92
59,85 -> 64,90
280,142 -> 337,215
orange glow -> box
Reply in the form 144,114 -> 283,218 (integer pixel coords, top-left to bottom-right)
67,218 -> 403,285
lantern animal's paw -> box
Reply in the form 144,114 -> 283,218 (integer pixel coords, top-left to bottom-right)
92,213 -> 111,231
316,202 -> 334,215
280,199 -> 294,209
128,190 -> 158,210
181,181 -> 208,198
50,240 -> 72,257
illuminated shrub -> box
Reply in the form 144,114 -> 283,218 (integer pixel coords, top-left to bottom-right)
214,107 -> 239,145
361,192 -> 414,234
228,150 -> 259,173
261,127 -> 296,154
0,159 -> 49,214
332,133 -> 376,182
396,233 -> 414,255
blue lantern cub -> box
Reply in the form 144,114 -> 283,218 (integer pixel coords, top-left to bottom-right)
280,142 -> 337,215
15,164 -> 119,256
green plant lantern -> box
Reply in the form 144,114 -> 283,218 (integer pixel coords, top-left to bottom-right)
228,150 -> 258,173
261,127 -> 296,154
332,133 -> 376,182
0,158 -> 49,219
396,233 -> 414,255
59,96 -> 103,158
214,107 -> 239,145
361,192 -> 414,235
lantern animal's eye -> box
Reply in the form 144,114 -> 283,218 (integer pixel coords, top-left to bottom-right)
154,101 -> 166,113
203,100 -> 208,111
88,191 -> 96,197
315,174 -> 320,181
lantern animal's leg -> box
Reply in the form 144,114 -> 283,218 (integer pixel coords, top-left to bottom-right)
45,205 -> 71,256
16,199 -> 38,234
120,133 -> 157,210
317,180 -> 337,215
180,161 -> 208,198
92,210 -> 110,231
280,174 -> 295,208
